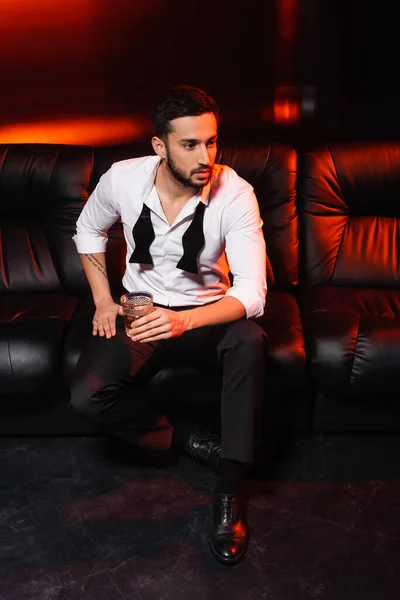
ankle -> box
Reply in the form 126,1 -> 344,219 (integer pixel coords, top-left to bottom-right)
218,458 -> 247,496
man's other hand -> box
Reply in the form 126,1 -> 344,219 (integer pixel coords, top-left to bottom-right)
92,301 -> 122,338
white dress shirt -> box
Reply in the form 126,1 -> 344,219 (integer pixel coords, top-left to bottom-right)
72,155 -> 267,318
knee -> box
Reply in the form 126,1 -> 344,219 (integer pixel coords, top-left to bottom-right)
69,379 -> 94,419
69,377 -> 109,422
222,320 -> 268,360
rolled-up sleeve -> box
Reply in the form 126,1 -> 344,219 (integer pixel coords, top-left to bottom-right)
223,187 -> 267,319
72,167 -> 120,254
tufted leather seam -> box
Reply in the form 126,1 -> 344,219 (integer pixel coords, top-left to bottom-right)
331,216 -> 350,282
0,227 -> 9,288
327,147 -> 346,208
88,148 -> 97,196
263,144 -> 271,174
327,147 -> 350,283
261,144 -> 272,288
0,147 -> 9,195
46,149 -> 66,288
348,316 -> 361,388
396,217 -> 399,280
48,149 -> 60,192
6,336 -> 14,384
262,144 -> 285,291
25,229 -> 41,277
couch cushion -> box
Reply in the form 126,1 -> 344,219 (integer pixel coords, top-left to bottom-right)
300,286 -> 400,397
257,290 -> 306,390
0,294 -> 79,395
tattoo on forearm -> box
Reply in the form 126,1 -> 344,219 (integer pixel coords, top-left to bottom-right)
84,254 -> 108,279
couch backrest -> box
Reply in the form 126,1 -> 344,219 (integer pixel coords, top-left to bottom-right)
216,145 -> 298,290
0,144 -> 93,294
0,142 -> 298,296
298,142 -> 400,287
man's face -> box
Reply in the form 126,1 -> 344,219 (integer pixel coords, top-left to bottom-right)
163,112 -> 218,190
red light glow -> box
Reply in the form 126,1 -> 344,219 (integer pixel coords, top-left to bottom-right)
0,116 -> 150,146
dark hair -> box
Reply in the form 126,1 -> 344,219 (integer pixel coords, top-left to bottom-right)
151,85 -> 219,139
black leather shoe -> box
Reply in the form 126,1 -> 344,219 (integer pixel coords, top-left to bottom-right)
211,492 -> 248,565
185,424 -> 221,470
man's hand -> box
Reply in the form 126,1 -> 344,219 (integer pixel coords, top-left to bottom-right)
128,308 -> 189,343
92,300 -> 122,338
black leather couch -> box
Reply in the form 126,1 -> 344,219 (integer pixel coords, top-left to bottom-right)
1,141 -> 399,438
298,143 -> 400,432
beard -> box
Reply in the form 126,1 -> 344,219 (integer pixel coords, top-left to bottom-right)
165,147 -> 212,190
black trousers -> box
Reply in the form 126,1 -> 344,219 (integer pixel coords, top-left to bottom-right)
70,310 -> 268,463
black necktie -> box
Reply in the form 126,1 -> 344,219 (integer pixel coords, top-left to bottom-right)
129,201 -> 206,275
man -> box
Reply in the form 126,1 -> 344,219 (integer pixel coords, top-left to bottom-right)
70,85 -> 267,565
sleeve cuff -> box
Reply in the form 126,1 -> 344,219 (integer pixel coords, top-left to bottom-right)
72,233 -> 108,254
225,285 -> 266,319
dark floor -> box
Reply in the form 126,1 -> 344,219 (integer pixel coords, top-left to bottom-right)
1,434 -> 399,600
